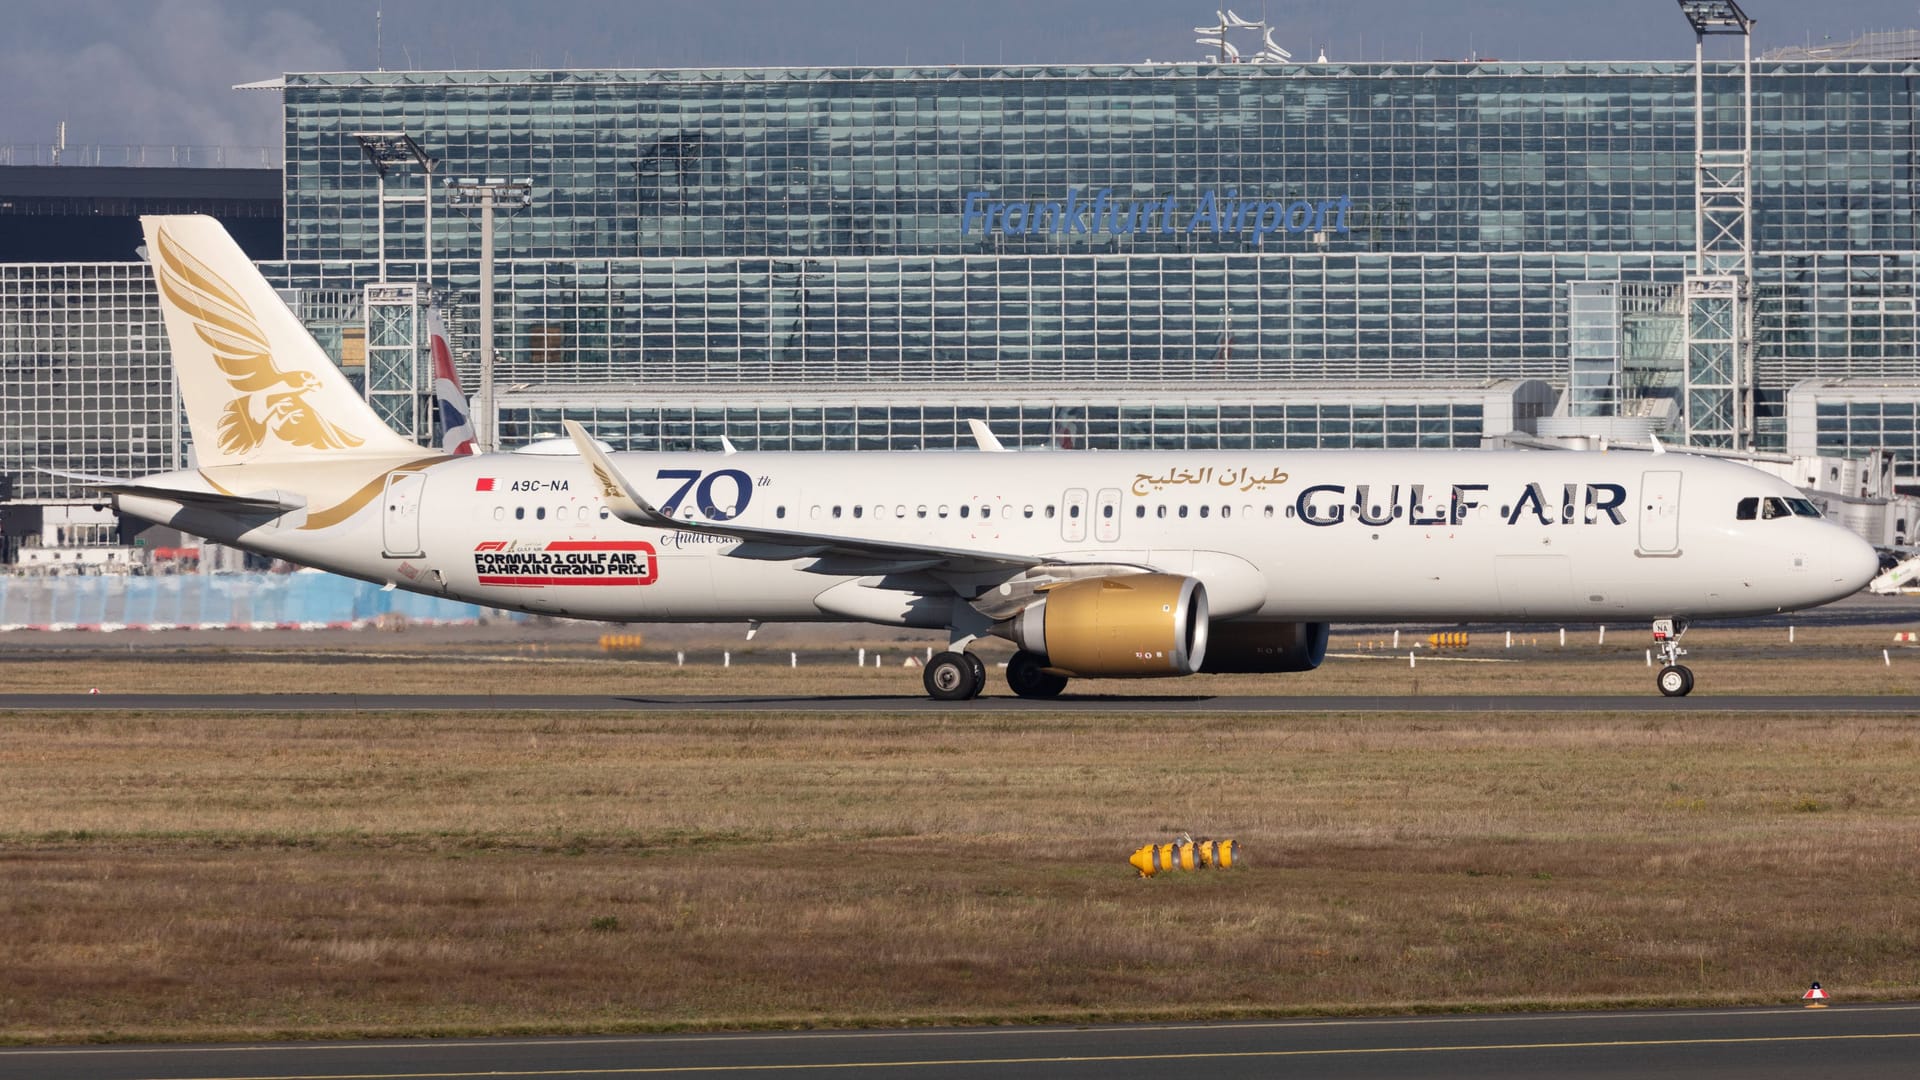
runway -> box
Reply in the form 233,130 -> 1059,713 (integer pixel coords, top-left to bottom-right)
5,1004 -> 1917,1079
4,691 -> 1920,713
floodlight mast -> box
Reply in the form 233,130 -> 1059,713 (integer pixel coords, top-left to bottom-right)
446,178 -> 533,454
1674,1 -> 1756,450
351,132 -> 437,287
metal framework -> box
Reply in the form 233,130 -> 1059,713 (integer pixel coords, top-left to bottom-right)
364,282 -> 422,439
1677,1 -> 1755,449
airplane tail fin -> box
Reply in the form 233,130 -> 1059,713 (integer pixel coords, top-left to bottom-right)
141,214 -> 426,468
427,305 -> 477,455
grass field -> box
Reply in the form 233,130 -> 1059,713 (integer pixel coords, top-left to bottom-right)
2,629 -> 1919,1042
5,621 -> 1920,696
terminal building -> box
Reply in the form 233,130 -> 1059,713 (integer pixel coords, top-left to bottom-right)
6,8 -> 1920,560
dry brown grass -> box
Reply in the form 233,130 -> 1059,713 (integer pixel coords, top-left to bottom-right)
3,690 -> 1920,1041
6,621 -> 1920,696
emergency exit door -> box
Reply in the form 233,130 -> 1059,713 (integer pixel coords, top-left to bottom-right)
382,472 -> 425,558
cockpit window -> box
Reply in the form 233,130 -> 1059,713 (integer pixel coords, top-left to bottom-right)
1741,495 -> 1822,521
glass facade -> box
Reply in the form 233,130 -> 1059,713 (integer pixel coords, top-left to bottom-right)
11,58 -> 1920,502
0,265 -> 176,500
271,61 -> 1920,456
497,397 -> 1495,454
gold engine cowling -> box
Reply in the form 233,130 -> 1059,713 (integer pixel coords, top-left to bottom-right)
1001,574 -> 1209,677
1199,621 -> 1331,674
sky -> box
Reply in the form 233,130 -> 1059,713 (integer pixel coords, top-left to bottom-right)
5,0 -> 1920,152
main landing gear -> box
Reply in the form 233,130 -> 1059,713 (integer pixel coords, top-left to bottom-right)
924,649 -> 1070,700
924,650 -> 989,700
1653,617 -> 1693,697
1005,650 -> 1067,699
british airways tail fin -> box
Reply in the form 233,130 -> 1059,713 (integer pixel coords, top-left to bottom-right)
141,214 -> 426,468
427,306 -> 477,455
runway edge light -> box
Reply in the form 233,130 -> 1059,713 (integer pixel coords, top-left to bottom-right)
1803,981 -> 1829,1007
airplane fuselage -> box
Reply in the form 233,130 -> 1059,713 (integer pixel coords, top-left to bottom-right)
134,448 -> 1874,627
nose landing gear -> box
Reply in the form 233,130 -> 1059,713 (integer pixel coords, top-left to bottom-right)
1653,617 -> 1693,697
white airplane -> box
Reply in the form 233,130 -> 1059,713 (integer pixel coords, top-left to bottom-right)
98,215 -> 1879,700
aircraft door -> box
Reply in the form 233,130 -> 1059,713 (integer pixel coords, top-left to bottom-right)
1638,470 -> 1683,554
1061,487 -> 1089,543
1095,487 -> 1123,542
382,472 -> 426,557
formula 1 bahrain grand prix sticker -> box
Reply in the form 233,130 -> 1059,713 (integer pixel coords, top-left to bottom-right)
473,540 -> 658,587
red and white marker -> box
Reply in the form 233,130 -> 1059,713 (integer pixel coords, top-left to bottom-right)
1803,982 -> 1829,1007
88,688 -> 99,695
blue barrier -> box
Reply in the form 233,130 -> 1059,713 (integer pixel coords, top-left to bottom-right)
0,572 -> 505,628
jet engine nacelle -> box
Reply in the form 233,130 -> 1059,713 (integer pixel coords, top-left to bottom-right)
1198,621 -> 1330,673
1002,573 -> 1209,677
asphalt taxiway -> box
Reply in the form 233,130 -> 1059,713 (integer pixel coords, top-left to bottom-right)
5,1004 -> 1917,1079
4,691 -> 1920,713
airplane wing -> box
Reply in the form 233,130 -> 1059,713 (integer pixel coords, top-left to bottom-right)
565,420 -> 1086,576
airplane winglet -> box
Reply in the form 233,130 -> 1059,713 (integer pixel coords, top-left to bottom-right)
968,419 -> 1010,453
720,435 -> 739,456
564,420 -> 677,528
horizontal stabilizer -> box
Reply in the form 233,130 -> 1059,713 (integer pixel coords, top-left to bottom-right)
41,467 -> 304,515
101,482 -> 306,515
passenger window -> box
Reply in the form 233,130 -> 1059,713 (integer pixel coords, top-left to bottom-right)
776,506 -> 786,519
937,505 -> 949,518
1264,506 -> 1274,518
896,505 -> 907,518
1179,505 -> 1189,518
599,508 -> 610,520
959,505 -> 970,519
1069,505 -> 1081,519
1023,506 -> 1034,518
853,505 -> 863,519
1222,506 -> 1232,519
810,505 -> 821,520
1157,505 -> 1168,519
832,505 -> 843,518
1134,505 -> 1145,518
1736,497 -> 1757,520
536,507 -> 546,520
1045,505 -> 1056,519
515,507 -> 525,520
981,506 -> 992,519
1199,505 -> 1210,518
492,507 -> 505,521
916,506 -> 928,518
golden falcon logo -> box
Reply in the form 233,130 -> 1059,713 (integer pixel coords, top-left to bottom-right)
153,227 -> 365,456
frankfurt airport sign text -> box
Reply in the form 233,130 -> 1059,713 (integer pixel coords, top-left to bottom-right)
960,188 -> 1353,244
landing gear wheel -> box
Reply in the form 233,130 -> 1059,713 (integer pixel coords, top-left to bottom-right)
963,651 -> 987,694
1651,617 -> 1693,698
924,651 -> 984,701
1006,650 -> 1068,699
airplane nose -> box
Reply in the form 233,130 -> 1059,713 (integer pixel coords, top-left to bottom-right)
1832,529 -> 1880,594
